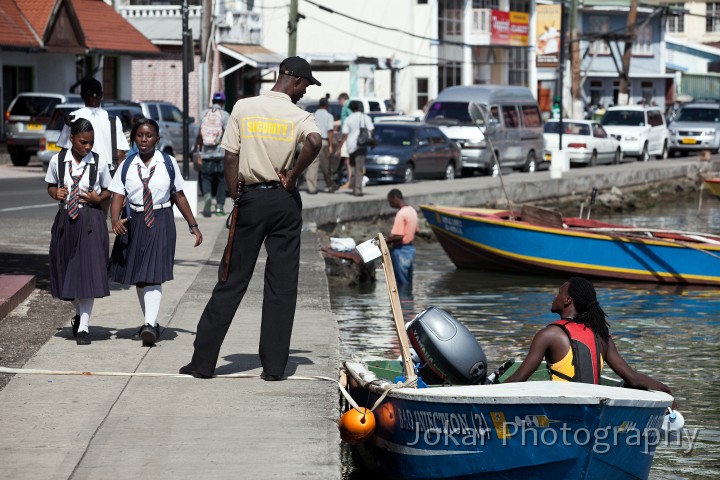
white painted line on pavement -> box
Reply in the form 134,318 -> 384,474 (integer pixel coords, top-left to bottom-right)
0,203 -> 56,212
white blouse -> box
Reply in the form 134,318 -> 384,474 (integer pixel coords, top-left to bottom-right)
108,151 -> 184,206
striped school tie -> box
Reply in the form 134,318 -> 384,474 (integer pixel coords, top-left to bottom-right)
67,163 -> 86,220
137,164 -> 156,228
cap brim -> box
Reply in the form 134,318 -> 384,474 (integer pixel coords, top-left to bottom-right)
310,76 -> 321,86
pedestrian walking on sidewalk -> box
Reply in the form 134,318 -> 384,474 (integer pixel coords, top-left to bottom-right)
46,117 -> 112,345
197,92 -> 231,216
180,56 -> 322,380
336,92 -> 352,189
108,118 -> 203,347
57,78 -> 129,173
305,97 -> 336,194
385,189 -> 418,295
336,100 -> 374,197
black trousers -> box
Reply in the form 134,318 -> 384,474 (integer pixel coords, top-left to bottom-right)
188,186 -> 303,377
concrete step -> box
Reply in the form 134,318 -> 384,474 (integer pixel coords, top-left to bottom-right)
0,275 -> 36,319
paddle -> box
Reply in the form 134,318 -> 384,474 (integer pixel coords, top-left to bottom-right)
575,226 -> 720,244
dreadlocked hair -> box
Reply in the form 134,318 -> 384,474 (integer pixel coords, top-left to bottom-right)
567,277 -> 610,342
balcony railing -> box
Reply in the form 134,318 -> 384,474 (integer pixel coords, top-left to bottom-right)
119,5 -> 203,18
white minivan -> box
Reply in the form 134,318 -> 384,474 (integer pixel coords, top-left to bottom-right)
600,105 -> 669,161
424,85 -> 544,176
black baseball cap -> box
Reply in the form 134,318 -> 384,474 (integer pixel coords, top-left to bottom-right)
80,78 -> 103,97
280,56 -> 321,86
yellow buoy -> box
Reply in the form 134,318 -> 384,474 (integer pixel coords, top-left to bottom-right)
339,407 -> 376,445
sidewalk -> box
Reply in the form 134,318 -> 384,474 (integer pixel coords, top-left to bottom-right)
0,155 -> 715,479
0,213 -> 341,479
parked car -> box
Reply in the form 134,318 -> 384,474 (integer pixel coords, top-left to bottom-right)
667,102 -> 720,156
349,97 -> 392,113
38,102 -> 143,171
543,120 -> 622,167
298,98 -> 343,122
356,121 -> 461,184
135,100 -> 198,156
424,85 -> 544,176
4,92 -> 81,166
600,105 -> 668,161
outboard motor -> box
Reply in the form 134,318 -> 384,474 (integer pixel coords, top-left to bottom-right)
406,307 -> 487,385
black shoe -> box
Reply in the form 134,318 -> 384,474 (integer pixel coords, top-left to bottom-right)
76,331 -> 91,345
261,371 -> 282,381
179,364 -> 212,379
140,323 -> 159,346
71,315 -> 80,338
131,325 -> 144,341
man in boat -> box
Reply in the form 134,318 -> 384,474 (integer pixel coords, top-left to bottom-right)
504,277 -> 675,400
386,189 -> 419,295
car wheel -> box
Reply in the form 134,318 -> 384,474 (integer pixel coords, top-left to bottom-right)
444,162 -> 456,180
522,151 -> 537,173
8,147 -> 31,167
403,163 -> 415,183
590,150 -> 598,167
656,141 -> 668,160
640,142 -> 649,162
613,148 -> 621,165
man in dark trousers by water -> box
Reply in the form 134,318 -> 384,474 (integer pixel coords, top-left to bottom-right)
180,57 -> 322,380
386,189 -> 419,296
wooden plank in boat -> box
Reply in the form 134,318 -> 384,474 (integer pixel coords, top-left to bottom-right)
521,204 -> 564,228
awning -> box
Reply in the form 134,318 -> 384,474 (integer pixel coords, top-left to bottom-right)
217,44 -> 286,78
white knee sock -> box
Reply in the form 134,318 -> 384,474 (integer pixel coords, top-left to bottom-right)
76,298 -> 94,333
136,286 -> 146,316
142,285 -> 162,327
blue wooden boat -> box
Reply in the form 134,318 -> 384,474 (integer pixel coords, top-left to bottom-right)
420,205 -> 720,286
345,360 -> 672,480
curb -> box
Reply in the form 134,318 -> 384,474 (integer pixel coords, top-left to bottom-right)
0,275 -> 36,319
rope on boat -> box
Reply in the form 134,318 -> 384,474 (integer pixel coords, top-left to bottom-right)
0,366 -> 409,415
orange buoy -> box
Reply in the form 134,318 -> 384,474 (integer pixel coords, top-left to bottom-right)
339,407 -> 376,445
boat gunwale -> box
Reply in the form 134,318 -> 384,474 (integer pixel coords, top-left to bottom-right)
419,205 -> 720,250
344,362 -> 673,408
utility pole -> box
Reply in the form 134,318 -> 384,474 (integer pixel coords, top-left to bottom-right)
570,0 -> 582,118
619,0 -> 639,105
200,0 -> 213,108
181,0 -> 192,180
558,0 -> 566,151
288,0 -> 298,57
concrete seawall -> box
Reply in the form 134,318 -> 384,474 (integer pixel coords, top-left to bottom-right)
301,158 -> 716,227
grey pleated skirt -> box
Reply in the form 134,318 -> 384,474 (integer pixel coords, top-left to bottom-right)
109,207 -> 176,285
49,205 -> 110,300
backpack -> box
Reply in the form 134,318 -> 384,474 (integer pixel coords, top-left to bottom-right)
120,151 -> 176,219
200,106 -> 224,147
58,149 -> 99,189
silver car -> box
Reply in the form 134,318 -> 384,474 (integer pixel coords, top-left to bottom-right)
543,120 -> 622,167
668,102 -> 720,156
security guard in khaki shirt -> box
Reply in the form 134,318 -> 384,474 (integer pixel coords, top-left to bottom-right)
181,57 -> 322,381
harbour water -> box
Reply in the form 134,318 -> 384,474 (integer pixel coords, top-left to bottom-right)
333,197 -> 720,479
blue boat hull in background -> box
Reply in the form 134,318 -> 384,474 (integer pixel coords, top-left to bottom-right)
420,205 -> 720,286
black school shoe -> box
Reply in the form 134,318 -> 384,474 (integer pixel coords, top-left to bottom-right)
140,323 -> 160,347
76,331 -> 91,345
71,315 -> 80,337
131,322 -> 160,341
260,371 -> 282,381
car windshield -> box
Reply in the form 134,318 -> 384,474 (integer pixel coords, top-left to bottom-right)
374,126 -> 415,146
11,96 -> 62,120
544,122 -> 590,135
425,102 -> 473,126
675,108 -> 720,123
46,107 -> 77,130
601,110 -> 646,126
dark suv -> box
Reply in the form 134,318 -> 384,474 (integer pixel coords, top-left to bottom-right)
4,92 -> 81,165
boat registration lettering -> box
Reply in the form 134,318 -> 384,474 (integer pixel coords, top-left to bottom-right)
491,412 -> 552,439
398,407 -> 491,442
439,216 -> 464,235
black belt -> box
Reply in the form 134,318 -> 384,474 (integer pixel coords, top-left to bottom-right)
244,181 -> 281,191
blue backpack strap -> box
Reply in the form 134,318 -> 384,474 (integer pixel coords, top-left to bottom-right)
58,149 -> 67,186
89,152 -> 99,188
160,150 -> 176,194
